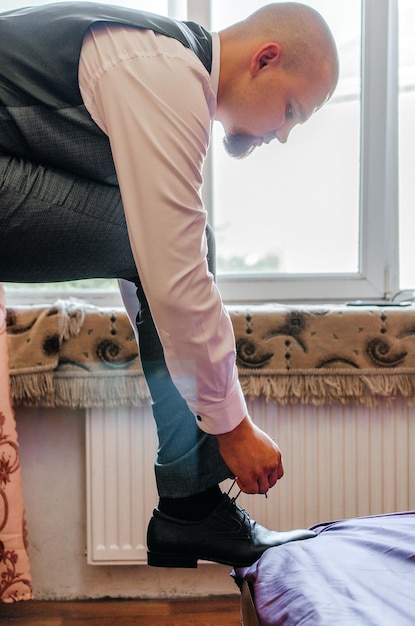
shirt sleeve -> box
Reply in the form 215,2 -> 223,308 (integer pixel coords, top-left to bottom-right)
80,29 -> 247,434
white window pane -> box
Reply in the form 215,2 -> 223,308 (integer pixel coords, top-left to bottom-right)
211,0 -> 361,275
1,0 -> 169,12
398,0 -> 415,290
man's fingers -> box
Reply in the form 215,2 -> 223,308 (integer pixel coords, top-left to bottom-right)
216,416 -> 285,495
236,464 -> 284,495
236,476 -> 258,494
268,470 -> 279,490
257,476 -> 270,494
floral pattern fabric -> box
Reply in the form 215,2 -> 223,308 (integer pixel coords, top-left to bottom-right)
0,286 -> 32,603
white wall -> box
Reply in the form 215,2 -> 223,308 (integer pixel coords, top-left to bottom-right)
16,398 -> 415,601
16,406 -> 237,600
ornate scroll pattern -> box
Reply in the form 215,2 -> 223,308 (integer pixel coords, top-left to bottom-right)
7,302 -> 144,408
6,301 -> 415,408
0,538 -> 32,603
0,412 -> 19,532
231,304 -> 415,405
0,286 -> 33,603
232,306 -> 415,371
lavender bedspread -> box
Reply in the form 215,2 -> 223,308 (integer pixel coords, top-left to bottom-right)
234,512 -> 415,626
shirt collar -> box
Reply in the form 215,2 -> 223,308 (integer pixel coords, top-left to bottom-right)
210,32 -> 220,97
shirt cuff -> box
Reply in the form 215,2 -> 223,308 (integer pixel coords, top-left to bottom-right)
194,380 -> 248,435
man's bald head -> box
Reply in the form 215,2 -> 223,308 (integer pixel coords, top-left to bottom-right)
216,3 -> 339,158
226,2 -> 338,90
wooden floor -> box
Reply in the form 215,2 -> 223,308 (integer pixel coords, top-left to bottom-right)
1,596 -> 241,626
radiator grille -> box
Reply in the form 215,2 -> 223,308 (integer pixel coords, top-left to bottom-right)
86,405 -> 158,564
87,398 -> 415,564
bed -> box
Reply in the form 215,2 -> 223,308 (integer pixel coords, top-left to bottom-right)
233,511 -> 415,626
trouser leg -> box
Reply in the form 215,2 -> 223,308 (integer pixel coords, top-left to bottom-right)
0,153 -> 136,282
0,153 -> 232,497
133,276 -> 233,498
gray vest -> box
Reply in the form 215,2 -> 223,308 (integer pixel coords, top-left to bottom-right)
0,2 -> 212,184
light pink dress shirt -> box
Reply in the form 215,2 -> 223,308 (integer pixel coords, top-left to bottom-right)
78,24 -> 247,435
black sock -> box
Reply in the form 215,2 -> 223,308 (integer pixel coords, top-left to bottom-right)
158,485 -> 222,521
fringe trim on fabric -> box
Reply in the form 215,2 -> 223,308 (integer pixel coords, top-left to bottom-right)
9,372 -> 150,408
10,372 -> 56,406
238,370 -> 415,406
10,368 -> 415,408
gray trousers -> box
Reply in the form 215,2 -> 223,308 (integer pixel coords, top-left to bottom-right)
0,151 -> 232,497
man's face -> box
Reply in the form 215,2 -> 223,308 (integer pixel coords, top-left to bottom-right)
223,67 -> 334,159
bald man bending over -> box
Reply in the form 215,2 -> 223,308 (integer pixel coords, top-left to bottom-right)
0,2 -> 338,568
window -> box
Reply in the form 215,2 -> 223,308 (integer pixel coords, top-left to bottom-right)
210,0 -> 363,302
206,0 -> 402,303
398,0 -> 415,290
3,0 -> 408,305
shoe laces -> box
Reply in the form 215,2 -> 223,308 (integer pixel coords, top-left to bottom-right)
226,478 -> 268,500
226,479 -> 249,522
226,479 -> 242,502
226,480 -> 256,532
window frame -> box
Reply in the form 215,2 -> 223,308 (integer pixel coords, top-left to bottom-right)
208,0 -> 400,304
4,0 -> 401,306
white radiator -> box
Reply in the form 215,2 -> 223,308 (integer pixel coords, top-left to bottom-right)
86,398 -> 415,565
86,404 -> 158,564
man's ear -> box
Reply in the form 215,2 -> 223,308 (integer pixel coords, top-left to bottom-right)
250,43 -> 282,76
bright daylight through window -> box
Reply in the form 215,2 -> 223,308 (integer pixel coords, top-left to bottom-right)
398,0 -> 415,291
211,1 -> 360,278
3,0 -> 412,304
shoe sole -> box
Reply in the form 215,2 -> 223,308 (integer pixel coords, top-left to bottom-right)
147,550 -> 256,568
148,551 -> 198,568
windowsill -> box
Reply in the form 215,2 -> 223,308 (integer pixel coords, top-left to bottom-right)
4,288 -> 124,308
4,285 -> 404,309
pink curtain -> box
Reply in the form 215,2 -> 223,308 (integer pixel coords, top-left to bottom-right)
0,284 -> 32,602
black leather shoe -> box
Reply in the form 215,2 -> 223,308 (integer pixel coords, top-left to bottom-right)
147,493 -> 316,568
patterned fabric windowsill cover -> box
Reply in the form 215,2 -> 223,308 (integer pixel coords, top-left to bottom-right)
6,299 -> 415,409
3,298 -> 415,603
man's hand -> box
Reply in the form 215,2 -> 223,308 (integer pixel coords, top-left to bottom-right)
216,415 -> 284,494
